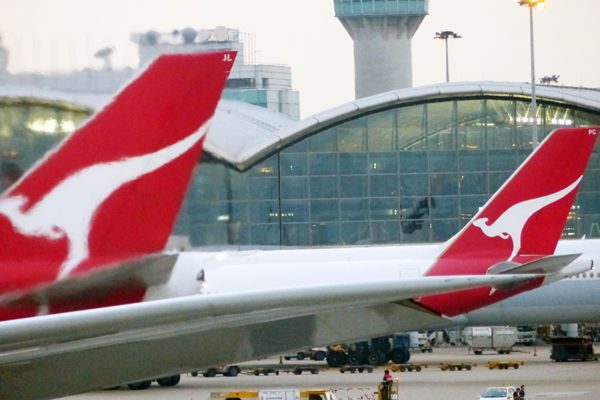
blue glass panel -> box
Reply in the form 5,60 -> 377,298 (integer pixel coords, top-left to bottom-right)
582,170 -> 600,192
340,153 -> 369,174
460,173 -> 487,195
281,177 -> 308,199
341,222 -> 371,244
397,104 -> 426,150
430,196 -> 458,219
310,199 -> 339,222
309,153 -> 339,175
190,223 -> 228,246
340,198 -> 369,221
460,195 -> 488,221
400,174 -> 428,196
486,99 -> 515,150
230,202 -> 249,223
370,175 -> 398,197
517,149 -> 533,165
282,223 -> 310,246
369,152 -> 398,174
459,150 -> 486,172
249,201 -> 279,223
431,219 -> 460,241
489,150 -> 516,171
249,177 -> 278,199
281,200 -> 308,222
429,150 -> 457,172
399,151 -> 427,173
310,176 -> 339,198
338,117 -> 367,152
578,193 -> 600,214
230,173 -> 249,200
340,175 -> 368,198
367,109 -> 395,152
310,222 -> 340,245
250,224 -> 280,245
370,221 -> 401,243
309,127 -> 337,152
489,172 -> 511,193
430,173 -> 458,195
282,139 -> 308,153
370,197 -> 399,220
280,152 -> 307,176
457,100 -> 484,150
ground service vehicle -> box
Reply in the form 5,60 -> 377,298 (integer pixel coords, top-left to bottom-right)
326,334 -> 411,367
284,348 -> 327,361
550,337 -> 598,361
465,326 -> 518,355
516,325 -> 537,346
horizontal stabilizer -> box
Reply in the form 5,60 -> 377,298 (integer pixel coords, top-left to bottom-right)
487,253 -> 591,291
0,254 -> 178,310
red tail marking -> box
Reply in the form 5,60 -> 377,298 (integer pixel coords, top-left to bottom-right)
0,51 -> 235,316
418,127 -> 599,316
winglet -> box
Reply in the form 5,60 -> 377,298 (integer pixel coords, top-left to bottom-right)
418,127 -> 599,316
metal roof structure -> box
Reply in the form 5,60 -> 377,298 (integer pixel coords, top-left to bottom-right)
2,81 -> 599,171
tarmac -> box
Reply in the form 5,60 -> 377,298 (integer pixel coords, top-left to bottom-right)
60,345 -> 600,400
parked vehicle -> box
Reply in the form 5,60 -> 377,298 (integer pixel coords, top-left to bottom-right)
283,348 -> 327,361
195,365 -> 242,377
516,325 -> 537,346
479,386 -> 517,400
326,334 -> 411,367
550,336 -> 598,362
464,326 -> 518,355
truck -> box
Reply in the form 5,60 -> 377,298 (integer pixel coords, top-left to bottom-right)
550,336 -> 598,362
326,334 -> 411,367
464,326 -> 518,355
516,325 -> 538,346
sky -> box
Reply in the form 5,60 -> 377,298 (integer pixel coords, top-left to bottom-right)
0,0 -> 599,117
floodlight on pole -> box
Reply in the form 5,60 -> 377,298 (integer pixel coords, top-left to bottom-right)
434,31 -> 461,83
518,0 -> 546,147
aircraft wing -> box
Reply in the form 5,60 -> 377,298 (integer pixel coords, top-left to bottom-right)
0,273 -> 537,400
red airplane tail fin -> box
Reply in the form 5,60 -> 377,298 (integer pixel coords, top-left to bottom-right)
419,127 -> 599,316
0,51 -> 235,293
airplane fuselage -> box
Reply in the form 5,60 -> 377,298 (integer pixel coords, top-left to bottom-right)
148,238 -> 600,326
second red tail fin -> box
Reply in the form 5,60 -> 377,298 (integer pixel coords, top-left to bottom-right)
418,127 -> 599,316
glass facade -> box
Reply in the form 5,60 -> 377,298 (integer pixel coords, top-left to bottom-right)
334,0 -> 428,16
1,96 -> 599,247
0,100 -> 90,190
178,97 -> 600,247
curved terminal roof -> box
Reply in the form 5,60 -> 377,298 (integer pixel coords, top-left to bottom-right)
230,81 -> 600,170
2,82 -> 599,171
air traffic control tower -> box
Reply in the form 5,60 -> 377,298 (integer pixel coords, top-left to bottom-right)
334,0 -> 428,98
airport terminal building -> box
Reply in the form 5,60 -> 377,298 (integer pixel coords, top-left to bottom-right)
1,82 -> 599,248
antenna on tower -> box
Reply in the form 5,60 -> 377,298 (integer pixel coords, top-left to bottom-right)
94,47 -> 114,70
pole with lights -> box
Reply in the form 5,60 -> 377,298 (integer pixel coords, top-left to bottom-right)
518,0 -> 545,147
434,31 -> 461,83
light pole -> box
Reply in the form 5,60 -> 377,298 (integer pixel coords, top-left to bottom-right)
518,0 -> 545,147
434,31 -> 461,83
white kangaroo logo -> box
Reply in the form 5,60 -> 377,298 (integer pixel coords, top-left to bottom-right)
473,176 -> 582,261
0,121 -> 209,280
